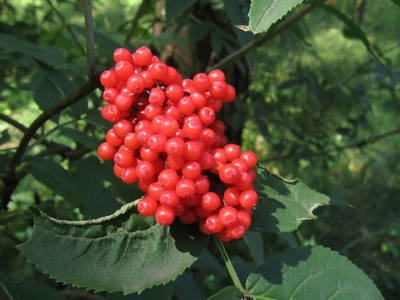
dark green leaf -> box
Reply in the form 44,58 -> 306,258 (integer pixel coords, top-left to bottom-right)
248,0 -> 305,34
165,0 -> 199,25
0,274 -> 66,300
17,205 -> 207,294
207,286 -> 242,300
251,165 -> 333,233
0,33 -> 67,66
173,273 -> 206,300
33,75 -> 63,117
245,246 -> 384,299
26,157 -> 83,206
60,127 -> 99,150
243,231 -> 264,266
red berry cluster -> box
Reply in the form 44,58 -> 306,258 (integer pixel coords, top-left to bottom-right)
97,46 -> 258,242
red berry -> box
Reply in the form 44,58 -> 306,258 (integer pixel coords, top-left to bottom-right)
114,150 -> 134,168
159,190 -> 180,207
113,48 -> 132,62
100,70 -> 119,88
138,197 -> 158,217
149,62 -> 169,80
158,169 -> 179,189
115,60 -> 135,80
97,142 -> 117,160
120,167 -> 138,183
127,74 -> 146,95
201,192 -> 221,211
155,205 -> 175,225
175,178 -> 196,198
208,69 -> 225,82
134,46 -> 153,66
240,151 -> 257,168
219,163 -> 240,184
205,214 -> 224,233
239,190 -> 258,209
135,160 -> 155,180
193,73 -> 211,92
219,206 -> 238,227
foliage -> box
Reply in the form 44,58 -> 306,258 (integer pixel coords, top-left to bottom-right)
1,0 -> 399,299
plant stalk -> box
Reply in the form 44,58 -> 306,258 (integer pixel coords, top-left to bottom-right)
213,234 -> 245,293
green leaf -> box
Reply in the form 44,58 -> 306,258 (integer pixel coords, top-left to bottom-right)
165,0 -> 199,25
0,33 -> 67,66
207,286 -> 242,300
17,205 -> 207,294
248,0 -> 305,34
243,231 -> 264,266
33,75 -> 63,118
0,274 -> 66,300
245,245 -> 384,299
60,127 -> 99,150
26,157 -> 84,206
251,165 -> 333,234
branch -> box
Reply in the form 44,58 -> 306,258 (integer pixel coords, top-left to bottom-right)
45,0 -> 85,55
124,0 -> 151,47
207,2 -> 318,72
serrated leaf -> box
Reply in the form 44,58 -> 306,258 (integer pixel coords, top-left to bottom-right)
248,0 -> 305,34
0,274 -> 66,300
207,286 -> 242,300
17,205 -> 207,294
251,165 -> 333,234
245,245 -> 384,299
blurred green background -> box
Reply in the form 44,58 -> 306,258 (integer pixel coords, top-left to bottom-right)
0,0 -> 399,299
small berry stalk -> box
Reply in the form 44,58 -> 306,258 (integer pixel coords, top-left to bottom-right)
97,46 -> 259,242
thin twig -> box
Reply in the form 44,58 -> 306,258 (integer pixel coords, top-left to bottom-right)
45,0 -> 85,55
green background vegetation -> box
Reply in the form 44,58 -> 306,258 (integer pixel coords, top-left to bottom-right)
0,0 -> 399,299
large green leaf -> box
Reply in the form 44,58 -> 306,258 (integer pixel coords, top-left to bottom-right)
251,165 -> 334,234
248,0 -> 305,34
245,245 -> 384,299
17,204 -> 207,294
0,274 -> 66,300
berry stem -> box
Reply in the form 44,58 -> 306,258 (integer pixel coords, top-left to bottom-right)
213,234 -> 245,293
